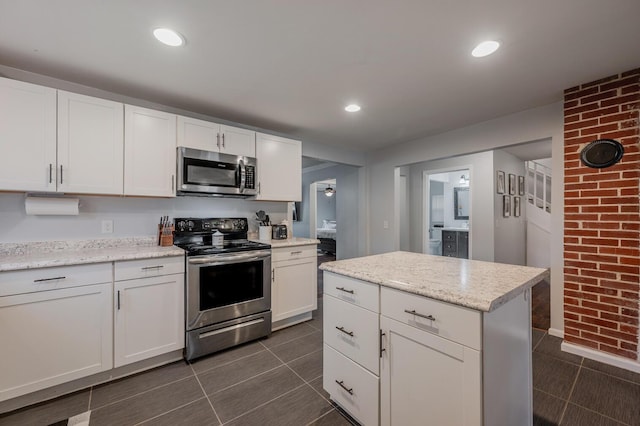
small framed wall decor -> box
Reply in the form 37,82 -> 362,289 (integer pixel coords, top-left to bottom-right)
518,176 -> 525,196
497,171 -> 505,194
514,196 -> 521,217
508,173 -> 516,195
503,195 -> 511,217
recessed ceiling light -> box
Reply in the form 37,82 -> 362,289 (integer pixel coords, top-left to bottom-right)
345,104 -> 361,112
153,28 -> 184,47
472,40 -> 500,58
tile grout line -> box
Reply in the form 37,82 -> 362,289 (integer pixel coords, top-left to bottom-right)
89,374 -> 195,412
191,346 -> 269,376
557,356 -> 583,425
132,396 -> 209,426
260,326 -> 320,351
219,383 -> 309,425
201,363 -> 286,397
190,363 -> 223,425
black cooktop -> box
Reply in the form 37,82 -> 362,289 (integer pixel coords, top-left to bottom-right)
173,218 -> 270,256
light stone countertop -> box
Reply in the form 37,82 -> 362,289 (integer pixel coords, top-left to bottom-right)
320,251 -> 548,312
251,237 -> 320,248
0,237 -> 185,272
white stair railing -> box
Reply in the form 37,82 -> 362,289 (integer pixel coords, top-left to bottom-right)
526,161 -> 552,214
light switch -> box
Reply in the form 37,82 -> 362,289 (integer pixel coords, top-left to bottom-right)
383,220 -> 389,229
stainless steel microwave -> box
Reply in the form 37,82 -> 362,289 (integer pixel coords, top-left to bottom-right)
177,147 -> 257,197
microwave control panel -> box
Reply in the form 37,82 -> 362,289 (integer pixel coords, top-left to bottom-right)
245,166 -> 255,189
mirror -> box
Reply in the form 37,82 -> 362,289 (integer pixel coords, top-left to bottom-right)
454,187 -> 469,220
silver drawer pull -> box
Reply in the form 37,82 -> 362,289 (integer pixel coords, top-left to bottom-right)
336,287 -> 354,294
335,380 -> 353,395
290,250 -> 302,255
404,309 -> 436,321
141,265 -> 164,270
33,276 -> 66,283
335,326 -> 354,337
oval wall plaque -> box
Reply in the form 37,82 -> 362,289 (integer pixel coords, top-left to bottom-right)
580,139 -> 624,169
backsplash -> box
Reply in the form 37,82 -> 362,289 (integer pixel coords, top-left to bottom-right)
0,193 -> 287,243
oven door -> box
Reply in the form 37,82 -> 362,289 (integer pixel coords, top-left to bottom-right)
186,250 -> 271,331
177,147 -> 257,196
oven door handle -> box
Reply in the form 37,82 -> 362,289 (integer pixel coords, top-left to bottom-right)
188,253 -> 270,266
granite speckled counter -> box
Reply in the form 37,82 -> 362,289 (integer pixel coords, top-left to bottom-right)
0,237 -> 185,272
320,251 -> 548,312
253,237 -> 320,248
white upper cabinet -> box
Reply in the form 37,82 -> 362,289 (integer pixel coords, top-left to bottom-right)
255,133 -> 301,201
177,116 -> 255,157
124,105 -> 177,197
57,91 -> 124,195
0,77 -> 57,192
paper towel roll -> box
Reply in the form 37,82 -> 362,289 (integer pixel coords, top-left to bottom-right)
25,196 -> 80,215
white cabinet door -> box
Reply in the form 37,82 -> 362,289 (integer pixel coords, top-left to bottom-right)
380,316 -> 482,426
0,77 -> 57,192
220,124 -> 255,157
178,117 -> 255,157
57,91 -> 124,194
114,274 -> 185,367
0,283 -> 113,402
124,105 -> 177,197
255,133 -> 301,201
177,116 -> 219,152
272,257 -> 317,323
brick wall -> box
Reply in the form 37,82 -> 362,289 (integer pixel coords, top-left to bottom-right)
564,69 -> 640,360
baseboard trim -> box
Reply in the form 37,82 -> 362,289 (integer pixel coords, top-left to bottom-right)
561,341 -> 640,374
548,328 -> 564,338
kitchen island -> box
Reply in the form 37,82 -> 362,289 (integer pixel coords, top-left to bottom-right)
320,251 -> 548,426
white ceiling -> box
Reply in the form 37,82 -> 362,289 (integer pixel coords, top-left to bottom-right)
1,1 -> 639,152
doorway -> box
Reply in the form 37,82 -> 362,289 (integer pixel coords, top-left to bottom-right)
423,168 -> 471,257
310,179 -> 337,256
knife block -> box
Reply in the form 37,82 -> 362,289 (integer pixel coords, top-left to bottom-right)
158,224 -> 174,247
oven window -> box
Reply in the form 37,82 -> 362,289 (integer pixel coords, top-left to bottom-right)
199,260 -> 264,311
185,158 -> 238,188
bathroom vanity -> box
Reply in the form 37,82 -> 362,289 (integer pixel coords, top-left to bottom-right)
442,228 -> 469,258
320,251 -> 548,426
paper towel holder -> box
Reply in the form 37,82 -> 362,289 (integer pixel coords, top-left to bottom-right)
25,194 -> 81,216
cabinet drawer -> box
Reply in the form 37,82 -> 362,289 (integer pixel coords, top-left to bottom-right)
324,295 -> 380,375
271,245 -> 316,262
323,344 -> 379,426
0,263 -> 112,297
115,256 -> 184,281
442,231 -> 456,241
381,286 -> 481,350
324,272 -> 379,312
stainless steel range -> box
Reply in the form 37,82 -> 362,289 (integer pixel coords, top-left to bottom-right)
174,217 -> 272,361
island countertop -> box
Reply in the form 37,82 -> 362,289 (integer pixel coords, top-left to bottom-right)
319,251 -> 548,312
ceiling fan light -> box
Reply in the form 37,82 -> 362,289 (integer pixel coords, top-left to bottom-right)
324,186 -> 335,197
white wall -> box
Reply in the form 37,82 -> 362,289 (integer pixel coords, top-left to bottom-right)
407,151 -> 495,261
493,150 -> 527,266
0,192 -> 286,243
366,101 -> 564,333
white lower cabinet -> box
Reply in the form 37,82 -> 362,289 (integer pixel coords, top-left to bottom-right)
114,257 -> 185,367
324,273 -> 533,426
380,316 -> 481,426
0,282 -> 112,402
271,245 -> 317,325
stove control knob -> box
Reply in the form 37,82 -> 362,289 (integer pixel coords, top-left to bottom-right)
187,220 -> 195,230
177,221 -> 186,231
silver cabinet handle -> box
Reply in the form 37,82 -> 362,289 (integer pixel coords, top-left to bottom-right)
60,165 -> 63,184
336,286 -> 354,294
216,133 -> 220,149
49,164 -> 53,183
117,290 -> 121,310
272,268 -> 275,282
335,326 -> 354,337
404,309 -> 436,321
290,251 -> 302,255
222,133 -> 225,148
380,330 -> 386,358
257,182 -> 261,194
141,265 -> 164,271
33,276 -> 66,283
335,380 -> 353,395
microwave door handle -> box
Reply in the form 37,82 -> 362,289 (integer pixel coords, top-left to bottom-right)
239,160 -> 246,193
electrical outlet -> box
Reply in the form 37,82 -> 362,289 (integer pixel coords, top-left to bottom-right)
383,220 -> 389,229
101,220 -> 114,234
